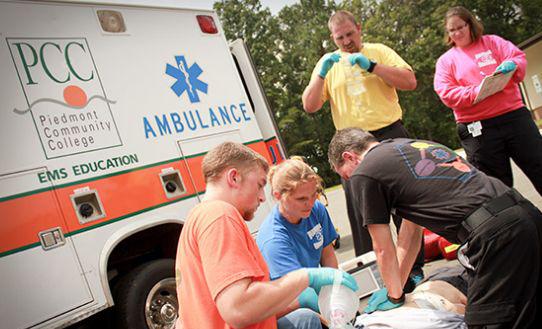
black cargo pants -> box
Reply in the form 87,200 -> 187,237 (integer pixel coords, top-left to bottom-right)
457,107 -> 542,196
459,190 -> 542,328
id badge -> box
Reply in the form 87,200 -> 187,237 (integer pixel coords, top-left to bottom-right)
467,121 -> 482,137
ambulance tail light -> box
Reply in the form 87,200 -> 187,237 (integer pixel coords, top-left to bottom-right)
197,15 -> 218,34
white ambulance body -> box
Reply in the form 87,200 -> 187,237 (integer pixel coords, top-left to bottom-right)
0,1 -> 285,328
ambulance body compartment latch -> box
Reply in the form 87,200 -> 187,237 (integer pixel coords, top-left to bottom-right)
39,227 -> 66,250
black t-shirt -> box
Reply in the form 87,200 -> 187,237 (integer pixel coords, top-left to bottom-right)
350,139 -> 509,243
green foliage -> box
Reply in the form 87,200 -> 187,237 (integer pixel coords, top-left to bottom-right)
272,0 -> 340,187
465,0 -> 542,44
355,0 -> 459,146
215,0 -> 542,186
214,0 -> 281,111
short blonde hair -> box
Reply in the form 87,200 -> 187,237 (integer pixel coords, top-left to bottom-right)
202,142 -> 269,183
268,156 -> 322,197
328,10 -> 358,31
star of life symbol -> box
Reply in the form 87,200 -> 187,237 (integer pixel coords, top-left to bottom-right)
165,55 -> 208,103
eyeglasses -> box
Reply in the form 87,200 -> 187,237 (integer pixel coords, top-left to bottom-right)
447,23 -> 468,34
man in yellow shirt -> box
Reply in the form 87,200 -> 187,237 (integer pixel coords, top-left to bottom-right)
302,10 -> 424,288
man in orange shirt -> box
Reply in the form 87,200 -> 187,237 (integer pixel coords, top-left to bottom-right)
175,142 -> 358,329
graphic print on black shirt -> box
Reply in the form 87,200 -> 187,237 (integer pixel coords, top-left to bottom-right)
395,141 -> 477,183
352,139 -> 506,243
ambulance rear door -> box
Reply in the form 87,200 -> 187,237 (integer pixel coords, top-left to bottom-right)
230,39 -> 287,164
0,168 -> 93,329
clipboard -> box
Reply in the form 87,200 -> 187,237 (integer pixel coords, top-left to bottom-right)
474,69 -> 515,104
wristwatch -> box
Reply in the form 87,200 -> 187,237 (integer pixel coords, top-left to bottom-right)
367,60 -> 377,73
387,292 -> 405,304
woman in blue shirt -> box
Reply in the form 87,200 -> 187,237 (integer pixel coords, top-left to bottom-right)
257,157 -> 339,317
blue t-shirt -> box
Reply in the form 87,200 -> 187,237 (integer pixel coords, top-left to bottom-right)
256,200 -> 338,280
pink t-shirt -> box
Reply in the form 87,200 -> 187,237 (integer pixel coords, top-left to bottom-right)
434,34 -> 526,123
175,200 -> 276,329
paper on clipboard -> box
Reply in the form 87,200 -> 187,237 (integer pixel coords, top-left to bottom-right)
474,70 -> 515,104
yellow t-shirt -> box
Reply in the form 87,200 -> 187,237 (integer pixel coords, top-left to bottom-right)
312,42 -> 412,131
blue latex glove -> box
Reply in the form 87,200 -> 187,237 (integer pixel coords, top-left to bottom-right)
348,53 -> 370,70
494,60 -> 516,74
364,288 -> 404,313
318,53 -> 341,78
298,287 -> 319,312
305,267 -> 359,294
365,287 -> 388,308
367,298 -> 404,312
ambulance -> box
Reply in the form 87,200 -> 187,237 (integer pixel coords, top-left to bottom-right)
0,1 -> 286,328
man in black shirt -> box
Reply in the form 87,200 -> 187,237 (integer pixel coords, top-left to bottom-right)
328,127 -> 542,329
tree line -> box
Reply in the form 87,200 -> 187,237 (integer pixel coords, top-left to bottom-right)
214,0 -> 542,187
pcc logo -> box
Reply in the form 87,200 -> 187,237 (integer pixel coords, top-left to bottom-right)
8,38 -> 122,159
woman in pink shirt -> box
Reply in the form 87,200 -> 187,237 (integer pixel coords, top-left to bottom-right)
434,6 -> 542,196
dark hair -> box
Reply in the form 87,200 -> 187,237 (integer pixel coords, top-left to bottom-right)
444,6 -> 484,47
328,128 -> 377,168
